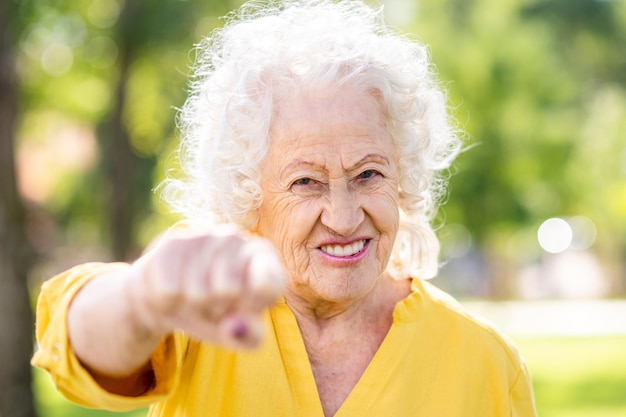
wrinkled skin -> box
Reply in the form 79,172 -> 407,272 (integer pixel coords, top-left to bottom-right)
254,86 -> 401,316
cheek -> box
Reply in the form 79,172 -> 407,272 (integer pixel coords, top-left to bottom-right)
257,196 -> 320,264
368,186 -> 400,246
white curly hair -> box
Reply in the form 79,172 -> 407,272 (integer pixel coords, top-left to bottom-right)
160,0 -> 462,279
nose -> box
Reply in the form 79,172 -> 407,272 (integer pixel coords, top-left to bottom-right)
320,181 -> 364,236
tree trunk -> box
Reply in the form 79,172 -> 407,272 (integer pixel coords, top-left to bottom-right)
104,0 -> 140,261
107,45 -> 136,260
0,2 -> 38,417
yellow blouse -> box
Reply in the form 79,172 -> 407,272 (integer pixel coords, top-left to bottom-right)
32,263 -> 537,416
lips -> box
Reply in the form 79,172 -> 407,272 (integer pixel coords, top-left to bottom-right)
319,239 -> 367,257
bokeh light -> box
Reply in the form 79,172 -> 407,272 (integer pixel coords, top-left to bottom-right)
537,217 -> 573,254
87,0 -> 122,28
40,42 -> 73,76
568,216 -> 597,250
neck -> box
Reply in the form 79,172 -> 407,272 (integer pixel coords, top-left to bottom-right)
285,273 -> 411,341
285,275 -> 411,417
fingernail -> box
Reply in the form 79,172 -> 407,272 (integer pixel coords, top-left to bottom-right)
232,320 -> 248,340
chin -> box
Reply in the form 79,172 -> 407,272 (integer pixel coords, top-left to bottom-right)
315,270 -> 381,303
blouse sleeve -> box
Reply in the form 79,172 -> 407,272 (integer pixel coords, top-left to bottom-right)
510,361 -> 538,417
31,263 -> 187,411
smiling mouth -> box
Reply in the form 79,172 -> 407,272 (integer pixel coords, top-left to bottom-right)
319,239 -> 368,257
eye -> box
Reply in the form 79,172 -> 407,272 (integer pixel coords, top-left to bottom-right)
293,177 -> 313,186
290,177 -> 325,195
357,169 -> 380,180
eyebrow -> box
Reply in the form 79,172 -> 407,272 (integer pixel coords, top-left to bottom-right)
350,153 -> 390,170
279,160 -> 321,178
280,153 -> 390,177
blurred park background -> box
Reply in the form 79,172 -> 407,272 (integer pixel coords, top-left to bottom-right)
1,0 -> 625,416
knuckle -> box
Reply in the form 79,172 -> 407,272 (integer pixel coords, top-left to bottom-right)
150,280 -> 183,314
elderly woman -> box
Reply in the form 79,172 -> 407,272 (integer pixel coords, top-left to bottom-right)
32,1 -> 537,416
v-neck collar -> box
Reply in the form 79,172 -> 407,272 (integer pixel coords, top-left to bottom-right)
271,301 -> 325,416
270,278 -> 424,416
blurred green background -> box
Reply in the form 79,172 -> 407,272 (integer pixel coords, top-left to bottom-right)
1,0 -> 625,416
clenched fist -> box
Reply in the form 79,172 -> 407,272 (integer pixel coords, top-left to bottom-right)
128,228 -> 286,349
67,226 -> 286,383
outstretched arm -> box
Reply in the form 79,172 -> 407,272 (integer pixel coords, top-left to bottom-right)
66,229 -> 285,395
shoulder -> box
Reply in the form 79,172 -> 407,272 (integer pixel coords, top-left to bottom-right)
410,278 -> 525,367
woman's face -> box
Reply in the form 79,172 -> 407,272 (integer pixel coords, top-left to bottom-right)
255,86 -> 400,306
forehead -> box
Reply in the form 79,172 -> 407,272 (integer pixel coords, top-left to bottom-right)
268,87 -> 393,158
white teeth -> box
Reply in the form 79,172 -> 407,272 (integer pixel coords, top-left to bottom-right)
320,240 -> 366,257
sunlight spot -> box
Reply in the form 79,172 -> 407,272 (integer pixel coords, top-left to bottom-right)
568,216 -> 597,250
87,0 -> 122,28
383,0 -> 418,27
40,42 -> 73,76
538,217 -> 572,254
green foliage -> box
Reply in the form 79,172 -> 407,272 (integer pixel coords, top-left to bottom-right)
16,0 -> 625,262
404,0 -> 626,268
15,0 -> 237,253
